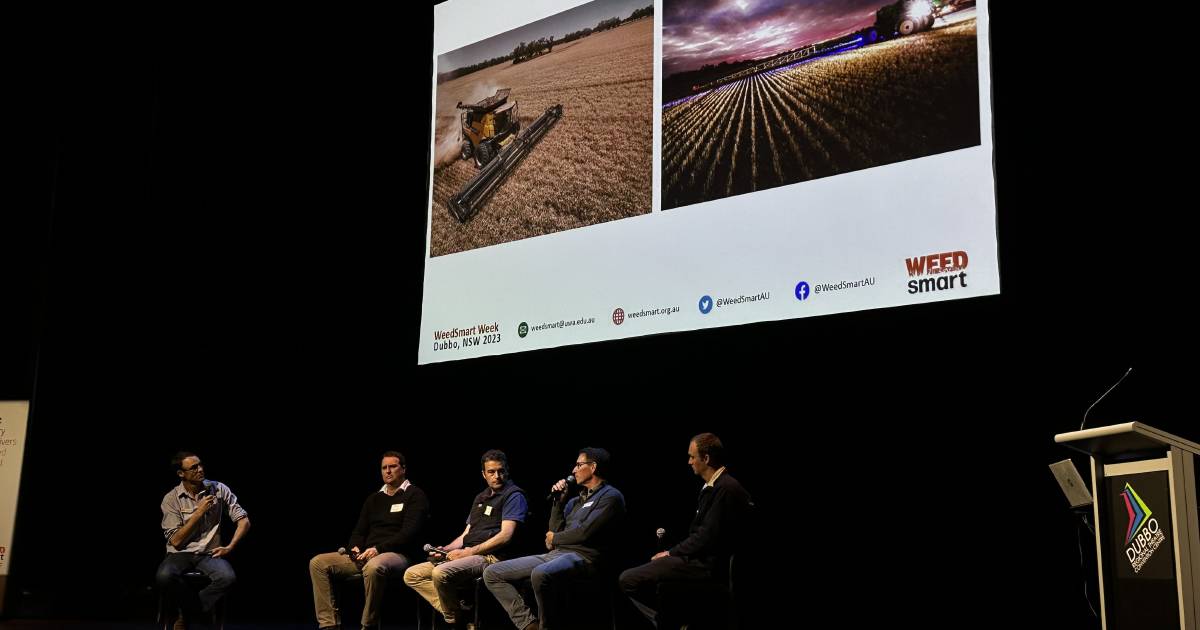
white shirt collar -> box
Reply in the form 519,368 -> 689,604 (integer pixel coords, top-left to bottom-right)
380,479 -> 411,496
705,467 -> 726,488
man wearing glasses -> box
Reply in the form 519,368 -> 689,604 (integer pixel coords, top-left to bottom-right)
157,451 -> 251,628
483,447 -> 625,630
404,449 -> 528,629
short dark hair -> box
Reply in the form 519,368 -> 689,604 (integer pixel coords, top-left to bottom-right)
171,451 -> 198,471
382,451 -> 406,466
579,447 -> 610,477
481,449 -> 508,470
691,433 -> 726,469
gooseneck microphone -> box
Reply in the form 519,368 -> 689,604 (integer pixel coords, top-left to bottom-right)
1081,367 -> 1133,430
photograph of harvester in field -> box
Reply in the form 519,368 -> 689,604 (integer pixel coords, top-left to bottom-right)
429,0 -> 653,257
449,88 -> 564,221
661,0 -> 981,210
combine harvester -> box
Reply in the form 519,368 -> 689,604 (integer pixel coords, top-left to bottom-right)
449,88 -> 563,222
868,0 -> 975,40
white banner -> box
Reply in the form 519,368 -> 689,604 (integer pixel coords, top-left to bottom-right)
0,400 -> 30,614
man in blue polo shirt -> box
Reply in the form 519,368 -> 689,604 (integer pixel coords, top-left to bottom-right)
404,449 -> 528,628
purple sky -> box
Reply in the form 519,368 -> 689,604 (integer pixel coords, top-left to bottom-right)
664,0 -> 884,76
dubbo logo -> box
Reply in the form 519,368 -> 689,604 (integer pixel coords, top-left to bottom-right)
905,250 -> 968,295
1121,483 -> 1166,574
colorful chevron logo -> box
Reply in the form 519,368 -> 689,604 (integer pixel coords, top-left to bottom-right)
1121,483 -> 1153,545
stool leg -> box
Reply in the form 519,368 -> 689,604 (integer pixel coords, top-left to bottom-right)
475,577 -> 483,630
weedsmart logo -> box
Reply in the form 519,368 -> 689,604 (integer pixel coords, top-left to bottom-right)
1121,483 -> 1166,573
905,250 -> 969,294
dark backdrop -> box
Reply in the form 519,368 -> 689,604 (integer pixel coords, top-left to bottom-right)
4,4 -> 1192,629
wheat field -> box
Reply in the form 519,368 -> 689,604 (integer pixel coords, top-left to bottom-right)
662,20 -> 980,210
430,18 -> 653,256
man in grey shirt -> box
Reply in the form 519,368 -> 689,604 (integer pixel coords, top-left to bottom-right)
157,451 -> 250,627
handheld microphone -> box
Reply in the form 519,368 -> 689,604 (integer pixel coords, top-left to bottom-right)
423,543 -> 450,564
197,483 -> 214,506
655,528 -> 666,552
338,546 -> 365,569
546,475 -> 576,502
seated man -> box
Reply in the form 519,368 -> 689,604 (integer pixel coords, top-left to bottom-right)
619,433 -> 752,628
308,451 -> 429,630
404,449 -> 528,628
484,447 -> 625,630
157,451 -> 251,628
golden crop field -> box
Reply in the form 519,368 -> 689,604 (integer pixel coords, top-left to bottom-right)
429,18 -> 653,257
662,20 -> 980,210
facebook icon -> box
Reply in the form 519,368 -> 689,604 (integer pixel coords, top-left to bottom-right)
794,281 -> 810,301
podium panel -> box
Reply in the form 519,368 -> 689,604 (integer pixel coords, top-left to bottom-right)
1099,462 -> 1179,629
1056,423 -> 1199,630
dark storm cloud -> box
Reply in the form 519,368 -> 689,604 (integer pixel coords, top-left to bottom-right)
664,0 -> 885,75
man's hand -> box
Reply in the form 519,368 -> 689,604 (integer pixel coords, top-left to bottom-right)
195,495 -> 216,515
211,545 -> 235,559
550,479 -> 568,494
651,551 -> 670,561
356,547 -> 379,562
545,531 -> 555,550
447,547 -> 473,561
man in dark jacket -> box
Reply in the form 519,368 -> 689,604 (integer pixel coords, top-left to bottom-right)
404,449 -> 528,628
308,451 -> 429,630
483,447 -> 625,630
619,433 -> 752,627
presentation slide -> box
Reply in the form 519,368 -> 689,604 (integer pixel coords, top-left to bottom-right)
420,0 -> 996,364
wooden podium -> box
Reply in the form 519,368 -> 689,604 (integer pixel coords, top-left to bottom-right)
1056,423 -> 1200,630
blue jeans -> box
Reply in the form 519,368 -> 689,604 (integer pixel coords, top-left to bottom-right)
483,550 -> 594,630
156,552 -> 236,618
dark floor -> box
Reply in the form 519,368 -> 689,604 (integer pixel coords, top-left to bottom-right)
0,623 -> 430,630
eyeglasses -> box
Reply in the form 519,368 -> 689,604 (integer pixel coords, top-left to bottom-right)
573,461 -> 594,469
181,463 -> 204,472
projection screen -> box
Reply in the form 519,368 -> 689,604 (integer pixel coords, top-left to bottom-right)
420,0 -> 997,364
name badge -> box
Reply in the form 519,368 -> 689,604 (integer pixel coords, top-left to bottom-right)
484,505 -> 493,516
582,500 -> 595,508
391,503 -> 405,513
